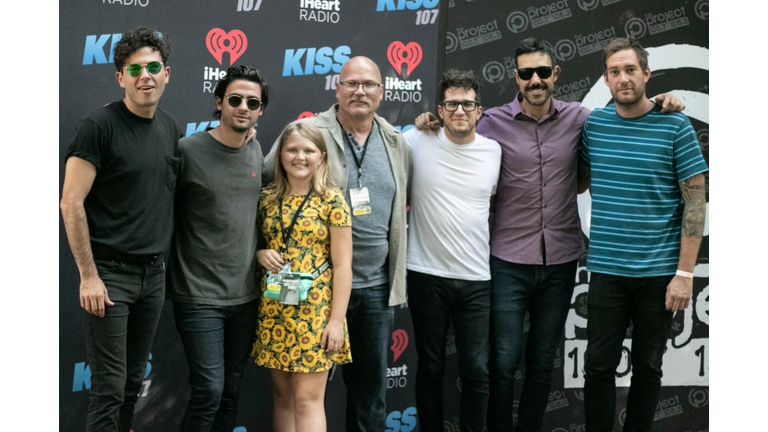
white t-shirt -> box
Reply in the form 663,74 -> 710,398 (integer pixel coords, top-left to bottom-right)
404,127 -> 501,280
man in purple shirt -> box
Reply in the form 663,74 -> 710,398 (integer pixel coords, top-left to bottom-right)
417,37 -> 682,432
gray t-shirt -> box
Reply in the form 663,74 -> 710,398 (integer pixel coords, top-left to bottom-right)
342,122 -> 395,289
167,131 -> 263,305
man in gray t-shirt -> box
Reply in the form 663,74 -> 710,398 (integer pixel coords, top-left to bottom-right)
167,65 -> 269,431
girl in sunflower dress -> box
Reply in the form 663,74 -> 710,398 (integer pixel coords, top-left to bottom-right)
253,121 -> 352,432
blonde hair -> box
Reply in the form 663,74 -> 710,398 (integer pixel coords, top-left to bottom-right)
272,121 -> 337,199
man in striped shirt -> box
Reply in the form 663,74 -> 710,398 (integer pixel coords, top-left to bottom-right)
578,38 -> 708,432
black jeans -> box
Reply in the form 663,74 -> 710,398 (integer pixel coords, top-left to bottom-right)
584,272 -> 674,432
84,258 -> 165,432
487,257 -> 578,432
407,271 -> 490,432
173,300 -> 259,432
342,284 -> 394,432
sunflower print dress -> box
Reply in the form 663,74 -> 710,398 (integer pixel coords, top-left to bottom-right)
252,185 -> 352,372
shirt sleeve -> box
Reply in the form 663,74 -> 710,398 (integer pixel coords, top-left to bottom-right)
672,115 -> 708,182
65,118 -> 107,171
327,190 -> 351,227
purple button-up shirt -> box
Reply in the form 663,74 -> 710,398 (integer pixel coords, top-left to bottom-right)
477,93 -> 590,266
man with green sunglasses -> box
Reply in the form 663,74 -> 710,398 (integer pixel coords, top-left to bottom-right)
61,26 -> 181,432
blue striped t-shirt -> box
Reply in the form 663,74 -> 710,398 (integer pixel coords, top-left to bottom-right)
579,104 -> 708,277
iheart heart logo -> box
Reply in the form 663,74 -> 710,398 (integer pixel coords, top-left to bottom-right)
206,28 -> 248,65
391,329 -> 409,362
387,41 -> 422,77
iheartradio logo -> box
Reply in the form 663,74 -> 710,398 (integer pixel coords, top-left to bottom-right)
391,329 -> 409,362
387,41 -> 422,78
206,28 -> 248,65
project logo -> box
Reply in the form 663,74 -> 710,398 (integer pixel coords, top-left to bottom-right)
384,42 -> 423,102
207,28 -> 248,65
624,6 -> 690,39
506,0 -> 573,34
482,56 -> 515,84
554,25 -> 616,61
576,0 -> 622,11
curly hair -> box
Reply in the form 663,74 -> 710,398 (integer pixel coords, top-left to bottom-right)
437,69 -> 482,105
113,27 -> 171,72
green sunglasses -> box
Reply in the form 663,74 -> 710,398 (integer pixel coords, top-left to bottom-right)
123,61 -> 163,77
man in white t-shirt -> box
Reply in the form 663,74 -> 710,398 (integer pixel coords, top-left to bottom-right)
403,69 -> 501,432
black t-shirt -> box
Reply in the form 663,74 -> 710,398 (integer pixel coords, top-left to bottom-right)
66,100 -> 181,255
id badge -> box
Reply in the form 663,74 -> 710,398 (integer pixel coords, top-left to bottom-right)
349,187 -> 372,216
280,273 -> 301,305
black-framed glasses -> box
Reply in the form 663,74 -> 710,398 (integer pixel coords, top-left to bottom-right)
338,81 -> 383,92
123,61 -> 163,77
516,66 -> 553,80
227,94 -> 262,110
442,100 -> 478,112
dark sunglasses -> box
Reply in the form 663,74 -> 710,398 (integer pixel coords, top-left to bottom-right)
516,66 -> 553,80
123,61 -> 163,77
227,94 -> 263,110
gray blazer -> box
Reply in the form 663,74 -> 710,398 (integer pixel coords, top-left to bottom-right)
263,105 -> 412,306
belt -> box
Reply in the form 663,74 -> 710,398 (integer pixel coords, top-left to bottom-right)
91,243 -> 161,265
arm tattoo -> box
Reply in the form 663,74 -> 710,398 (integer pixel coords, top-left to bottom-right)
680,174 -> 706,239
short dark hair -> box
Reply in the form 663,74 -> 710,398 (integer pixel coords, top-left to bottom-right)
603,37 -> 649,73
438,69 -> 482,105
113,27 -> 171,72
212,66 -> 271,119
515,37 -> 557,68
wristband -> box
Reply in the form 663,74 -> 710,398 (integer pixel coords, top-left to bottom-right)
675,269 -> 694,279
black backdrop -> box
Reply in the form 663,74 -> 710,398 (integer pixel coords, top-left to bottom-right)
59,1 -> 709,431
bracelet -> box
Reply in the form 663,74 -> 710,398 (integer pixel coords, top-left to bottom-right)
675,269 -> 694,279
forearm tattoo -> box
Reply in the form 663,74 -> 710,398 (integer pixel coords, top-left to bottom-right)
680,175 -> 706,239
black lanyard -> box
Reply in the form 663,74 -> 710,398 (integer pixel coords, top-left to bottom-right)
338,120 -> 374,188
277,190 -> 312,257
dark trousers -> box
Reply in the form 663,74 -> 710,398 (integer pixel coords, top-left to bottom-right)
84,258 -> 165,432
584,272 -> 674,432
173,300 -> 259,432
407,271 -> 491,432
342,284 -> 394,432
487,257 -> 578,432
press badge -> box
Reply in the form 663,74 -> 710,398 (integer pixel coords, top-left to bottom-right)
349,187 -> 372,216
279,273 -> 301,305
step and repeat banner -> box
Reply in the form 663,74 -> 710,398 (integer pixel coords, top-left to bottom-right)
441,1 -> 709,431
59,1 -> 708,431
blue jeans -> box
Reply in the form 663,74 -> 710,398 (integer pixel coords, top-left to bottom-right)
487,257 -> 577,432
173,300 -> 259,432
584,273 -> 674,432
342,284 -> 394,432
84,258 -> 165,432
407,271 -> 490,432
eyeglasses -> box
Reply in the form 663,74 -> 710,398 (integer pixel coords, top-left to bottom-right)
338,81 -> 383,92
123,61 -> 163,77
227,94 -> 263,110
442,101 -> 478,112
516,66 -> 553,80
